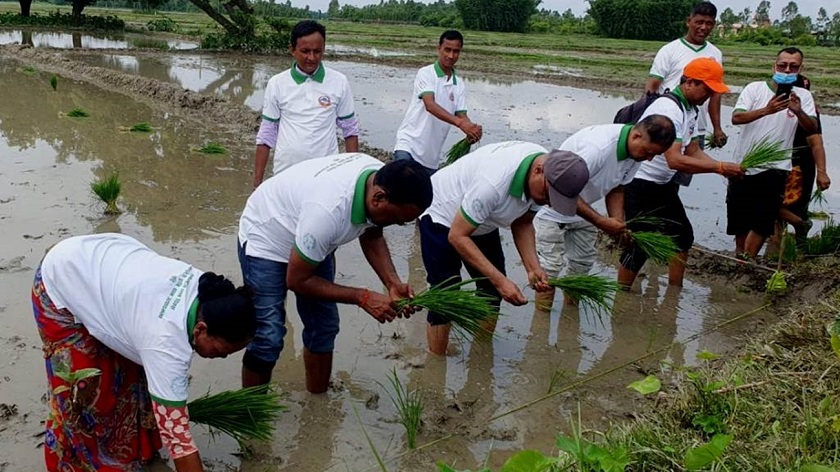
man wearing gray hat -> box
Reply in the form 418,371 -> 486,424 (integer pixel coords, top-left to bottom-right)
418,141 -> 589,355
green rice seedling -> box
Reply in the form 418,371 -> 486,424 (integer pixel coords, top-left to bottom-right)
809,211 -> 830,221
21,65 -> 37,75
90,173 -> 122,215
352,405 -> 388,472
547,274 -> 620,315
187,385 -> 286,446
442,137 -> 472,167
739,136 -> 793,170
811,188 -> 827,207
629,231 -> 681,265
66,108 -> 91,118
765,270 -> 787,295
128,122 -> 153,133
704,133 -> 722,149
50,75 -> 58,91
194,142 -> 227,154
804,220 -> 840,256
380,368 -> 423,449
394,278 -> 498,340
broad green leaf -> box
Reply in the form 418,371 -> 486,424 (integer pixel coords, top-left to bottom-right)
501,450 -> 558,472
696,350 -> 721,361
52,385 -> 70,395
583,442 -> 609,463
555,434 -> 582,456
684,434 -> 733,471
627,375 -> 661,395
52,363 -> 71,382
801,465 -> 836,472
830,333 -> 840,360
599,448 -> 631,472
71,368 -> 102,381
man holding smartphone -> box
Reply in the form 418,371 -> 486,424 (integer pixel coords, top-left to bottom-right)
727,47 -> 819,259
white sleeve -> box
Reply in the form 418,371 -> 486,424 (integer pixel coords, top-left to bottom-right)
294,203 -> 341,264
734,83 -> 757,112
460,177 -> 504,227
140,348 -> 190,407
643,99 -> 685,143
261,75 -> 282,122
336,77 -> 356,120
415,69 -> 433,99
800,91 -> 817,117
456,83 -> 467,114
649,45 -> 670,80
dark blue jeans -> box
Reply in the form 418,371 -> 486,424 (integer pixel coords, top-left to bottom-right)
418,215 -> 504,325
238,241 -> 340,374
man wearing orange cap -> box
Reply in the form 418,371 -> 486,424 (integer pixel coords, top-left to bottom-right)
618,57 -> 744,289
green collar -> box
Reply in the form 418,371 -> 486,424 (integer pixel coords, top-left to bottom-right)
351,169 -> 376,225
186,297 -> 199,346
679,37 -> 707,52
509,152 -> 542,198
616,124 -> 632,161
433,61 -> 457,85
290,62 -> 325,85
671,86 -> 693,110
766,80 -> 777,92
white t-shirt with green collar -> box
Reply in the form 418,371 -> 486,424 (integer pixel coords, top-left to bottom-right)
423,141 -> 547,236
537,124 -> 642,224
633,89 -> 699,185
262,63 -> 356,174
238,153 -> 382,264
41,233 -> 202,407
394,62 -> 468,170
732,81 -> 817,175
650,38 -> 723,134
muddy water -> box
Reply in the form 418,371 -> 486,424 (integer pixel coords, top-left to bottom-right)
0,28 -> 198,50
0,54 -> 785,472
78,53 -> 840,251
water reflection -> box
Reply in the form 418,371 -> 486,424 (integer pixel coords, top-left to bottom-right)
0,29 -> 198,49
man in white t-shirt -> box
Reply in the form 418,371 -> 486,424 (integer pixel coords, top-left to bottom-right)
238,155 -> 433,393
619,58 -> 744,289
253,20 -> 360,188
647,2 -> 726,153
420,142 -> 589,355
393,30 -> 482,174
533,115 -> 677,309
727,47 -> 819,259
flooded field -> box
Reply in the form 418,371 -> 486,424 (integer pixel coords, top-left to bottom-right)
0,29 -> 198,50
0,49 -> 826,471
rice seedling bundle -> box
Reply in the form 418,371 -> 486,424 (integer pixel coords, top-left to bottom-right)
811,188 -> 827,207
394,278 -> 498,340
382,368 -> 422,449
704,133 -> 722,149
739,136 -> 793,170
442,138 -> 472,167
129,122 -> 153,133
67,108 -> 90,118
195,142 -> 227,154
803,220 -> 840,256
629,231 -> 680,265
50,75 -> 58,91
547,275 -> 620,314
187,385 -> 285,445
765,270 -> 787,295
90,173 -> 121,215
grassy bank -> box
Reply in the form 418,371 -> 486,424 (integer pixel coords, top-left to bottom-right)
1,4 -> 839,109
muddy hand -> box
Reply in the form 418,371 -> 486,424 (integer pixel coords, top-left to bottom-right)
527,268 -> 551,292
713,129 -> 728,148
389,283 -> 419,318
495,277 -> 527,306
361,291 -> 398,323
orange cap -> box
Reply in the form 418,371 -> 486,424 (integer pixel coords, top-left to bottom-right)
683,57 -> 730,94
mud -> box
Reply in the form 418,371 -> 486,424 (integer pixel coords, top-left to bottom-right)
0,45 -> 830,471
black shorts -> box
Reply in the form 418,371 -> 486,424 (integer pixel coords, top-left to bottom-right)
726,169 -> 788,238
620,178 -> 694,273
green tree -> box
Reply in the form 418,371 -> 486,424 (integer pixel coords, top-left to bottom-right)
720,7 -> 738,34
187,0 -> 255,36
18,0 -> 31,16
780,1 -> 798,25
787,14 -> 811,37
455,0 -> 540,33
740,7 -> 752,25
70,0 -> 96,21
328,0 -> 340,17
588,0 -> 695,41
755,0 -> 771,26
815,7 -> 829,35
831,12 -> 840,45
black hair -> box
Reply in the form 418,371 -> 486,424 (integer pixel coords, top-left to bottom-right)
197,272 -> 256,344
291,20 -> 326,49
439,30 -> 464,47
691,1 -> 717,18
635,114 -> 677,148
778,46 -> 804,60
374,159 -> 433,211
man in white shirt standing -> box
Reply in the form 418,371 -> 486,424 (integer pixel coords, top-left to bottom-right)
618,58 -> 744,289
253,20 -> 360,188
394,30 -> 482,174
727,47 -> 819,259
533,115 -> 677,309
647,2 -> 726,153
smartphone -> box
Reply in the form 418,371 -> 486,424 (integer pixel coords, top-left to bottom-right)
776,83 -> 793,99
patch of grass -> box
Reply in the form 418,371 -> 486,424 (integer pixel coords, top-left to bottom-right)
127,122 -> 153,133
629,231 -> 681,265
130,37 -> 171,50
50,75 -> 58,91
67,108 -> 91,118
187,385 -> 286,446
380,368 -> 423,449
547,274 -> 620,315
20,65 -> 37,75
804,220 -> 840,256
442,138 -> 472,167
739,136 -> 793,170
90,173 -> 121,215
193,142 -> 227,154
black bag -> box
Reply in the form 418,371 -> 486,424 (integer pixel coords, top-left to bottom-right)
613,91 -> 682,124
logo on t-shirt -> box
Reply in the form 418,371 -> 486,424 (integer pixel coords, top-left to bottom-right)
318,95 -> 332,107
449,92 -> 455,102
471,199 -> 485,217
787,109 -> 796,118
302,233 -> 316,251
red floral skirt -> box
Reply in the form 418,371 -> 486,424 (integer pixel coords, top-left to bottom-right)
32,266 -> 162,471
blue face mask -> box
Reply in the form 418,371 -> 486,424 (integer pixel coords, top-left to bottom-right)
773,72 -> 797,85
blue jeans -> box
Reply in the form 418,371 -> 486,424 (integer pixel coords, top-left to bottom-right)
393,150 -> 436,177
238,241 -> 340,374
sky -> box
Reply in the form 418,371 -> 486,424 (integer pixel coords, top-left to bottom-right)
295,0 -> 828,20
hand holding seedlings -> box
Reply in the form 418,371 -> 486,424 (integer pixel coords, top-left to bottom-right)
388,283 -> 419,318
493,276 -> 528,306
360,290 -> 398,323
596,216 -> 627,237
527,268 -> 551,292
